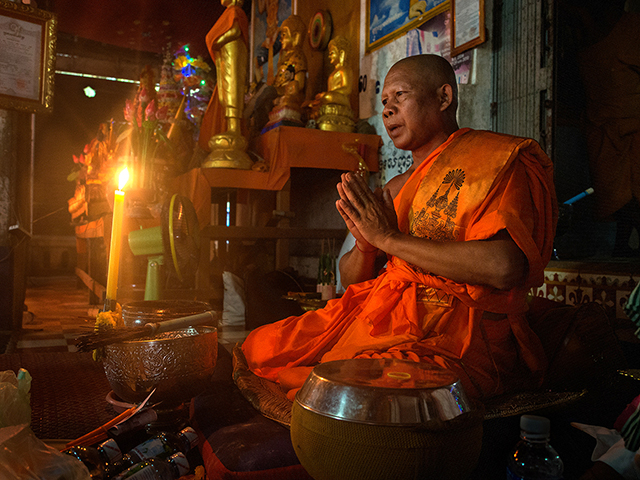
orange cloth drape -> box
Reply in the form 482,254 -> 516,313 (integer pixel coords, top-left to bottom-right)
242,129 -> 558,400
197,6 -> 250,151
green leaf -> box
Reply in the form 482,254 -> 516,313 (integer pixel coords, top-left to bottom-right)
155,128 -> 171,145
116,128 -> 132,145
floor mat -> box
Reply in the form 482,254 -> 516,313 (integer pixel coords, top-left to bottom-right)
0,351 -> 116,440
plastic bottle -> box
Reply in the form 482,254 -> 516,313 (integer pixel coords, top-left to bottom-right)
110,426 -> 198,475
507,415 -> 564,479
112,452 -> 190,480
64,438 -> 123,479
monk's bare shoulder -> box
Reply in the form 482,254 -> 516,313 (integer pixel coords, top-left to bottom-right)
384,170 -> 413,199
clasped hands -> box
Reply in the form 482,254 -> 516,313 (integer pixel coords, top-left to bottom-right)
336,172 -> 398,253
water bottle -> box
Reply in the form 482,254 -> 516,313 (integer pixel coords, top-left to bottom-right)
110,426 -> 198,475
507,415 -> 564,479
112,452 -> 190,480
64,438 -> 122,479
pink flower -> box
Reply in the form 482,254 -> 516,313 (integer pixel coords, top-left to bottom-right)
145,100 -> 157,121
138,87 -> 151,104
135,103 -> 143,128
124,99 -> 135,123
155,105 -> 169,121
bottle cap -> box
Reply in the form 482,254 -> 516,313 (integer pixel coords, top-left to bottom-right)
169,452 -> 190,476
520,415 -> 551,440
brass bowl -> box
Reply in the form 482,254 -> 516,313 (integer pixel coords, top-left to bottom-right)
102,326 -> 217,405
291,358 -> 483,480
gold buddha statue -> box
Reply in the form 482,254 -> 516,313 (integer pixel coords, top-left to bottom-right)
312,36 -> 356,133
200,0 -> 253,169
265,14 -> 308,129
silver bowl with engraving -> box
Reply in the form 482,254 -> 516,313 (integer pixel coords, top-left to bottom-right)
102,325 -> 217,406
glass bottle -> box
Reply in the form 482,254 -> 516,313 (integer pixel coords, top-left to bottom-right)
507,415 -> 564,479
316,250 -> 326,293
64,438 -> 122,479
112,452 -> 189,480
110,426 -> 198,475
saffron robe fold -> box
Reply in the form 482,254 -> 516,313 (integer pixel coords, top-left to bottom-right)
242,128 -> 558,400
197,5 -> 250,152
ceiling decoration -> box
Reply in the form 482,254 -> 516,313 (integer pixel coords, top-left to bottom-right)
52,0 -> 230,57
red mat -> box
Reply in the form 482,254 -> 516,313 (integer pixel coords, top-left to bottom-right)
0,352 -> 116,440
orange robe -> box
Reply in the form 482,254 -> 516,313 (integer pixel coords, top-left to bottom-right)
197,5 -> 250,152
242,129 -> 558,400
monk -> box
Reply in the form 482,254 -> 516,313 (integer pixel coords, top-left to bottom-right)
242,54 -> 558,401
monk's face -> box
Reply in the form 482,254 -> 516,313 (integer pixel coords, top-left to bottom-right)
381,64 -> 442,153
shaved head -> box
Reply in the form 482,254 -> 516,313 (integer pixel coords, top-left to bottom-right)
381,54 -> 460,160
389,55 -> 458,113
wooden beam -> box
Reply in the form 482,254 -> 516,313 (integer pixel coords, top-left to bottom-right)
201,226 -> 347,240
75,267 -> 105,300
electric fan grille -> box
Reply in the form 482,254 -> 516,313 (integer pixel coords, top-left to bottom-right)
161,194 -> 200,287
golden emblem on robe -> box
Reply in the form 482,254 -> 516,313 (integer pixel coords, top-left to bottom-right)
410,168 -> 465,242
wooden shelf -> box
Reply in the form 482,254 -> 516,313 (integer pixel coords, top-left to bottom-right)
171,128 -> 382,294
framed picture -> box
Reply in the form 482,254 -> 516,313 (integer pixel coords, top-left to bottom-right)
0,0 -> 57,114
366,0 -> 450,53
451,0 -> 485,57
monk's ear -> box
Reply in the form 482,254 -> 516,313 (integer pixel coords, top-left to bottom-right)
437,84 -> 454,111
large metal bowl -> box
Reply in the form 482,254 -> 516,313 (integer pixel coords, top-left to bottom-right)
291,358 -> 483,480
102,326 -> 217,405
121,300 -> 213,328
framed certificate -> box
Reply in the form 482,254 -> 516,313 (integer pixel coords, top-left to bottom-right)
366,0 -> 449,53
0,0 -> 56,113
451,0 -> 485,57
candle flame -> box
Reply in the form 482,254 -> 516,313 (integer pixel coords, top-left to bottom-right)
118,168 -> 129,191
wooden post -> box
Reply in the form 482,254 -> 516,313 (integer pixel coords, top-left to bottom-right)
275,179 -> 291,270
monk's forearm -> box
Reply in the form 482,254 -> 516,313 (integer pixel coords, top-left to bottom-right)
339,248 -> 379,288
378,231 -> 526,290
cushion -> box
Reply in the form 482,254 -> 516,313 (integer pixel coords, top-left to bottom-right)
189,346 -> 311,480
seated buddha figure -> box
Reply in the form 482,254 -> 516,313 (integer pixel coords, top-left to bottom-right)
266,14 -> 308,128
311,36 -> 356,133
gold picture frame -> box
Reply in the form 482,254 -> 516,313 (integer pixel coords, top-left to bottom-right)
0,0 -> 56,114
451,0 -> 485,57
366,0 -> 450,53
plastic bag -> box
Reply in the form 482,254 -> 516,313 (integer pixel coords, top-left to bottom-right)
221,271 -> 246,328
0,368 -> 31,428
0,369 -> 91,480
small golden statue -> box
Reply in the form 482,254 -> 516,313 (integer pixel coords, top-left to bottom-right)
199,0 -> 253,169
310,36 -> 356,133
264,14 -> 308,129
